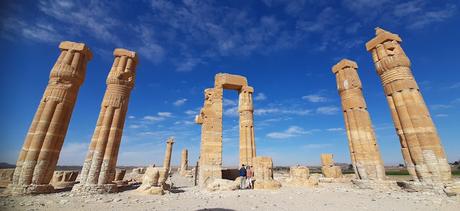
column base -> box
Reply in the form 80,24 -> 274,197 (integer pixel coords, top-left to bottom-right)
51,181 -> 78,189
71,183 -> 118,194
254,179 -> 281,190
7,183 -> 54,195
396,181 -> 451,195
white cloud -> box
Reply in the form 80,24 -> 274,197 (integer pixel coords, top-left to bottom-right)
327,128 -> 344,132
224,106 -> 239,117
302,143 -> 332,149
316,106 -> 339,115
430,104 -> 452,110
223,98 -> 237,107
57,142 -> 88,165
128,115 -> 136,119
435,114 -> 448,118
266,126 -> 314,139
143,112 -> 172,122
449,82 -> 460,89
173,98 -> 187,106
129,124 -> 143,129
254,108 -> 312,116
302,94 -> 328,103
185,110 -> 197,115
254,93 -> 267,101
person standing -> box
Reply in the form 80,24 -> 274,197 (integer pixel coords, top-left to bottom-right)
239,164 -> 247,189
246,166 -> 254,189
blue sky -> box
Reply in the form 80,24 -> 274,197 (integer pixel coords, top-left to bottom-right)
1,0 -> 459,167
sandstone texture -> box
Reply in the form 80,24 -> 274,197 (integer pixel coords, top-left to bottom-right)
74,48 -> 138,194
0,169 -> 14,188
284,166 -> 318,188
321,154 -> 343,178
253,157 -> 281,190
366,28 -> 451,183
332,59 -> 385,180
195,73 -> 256,187
9,41 -> 92,195
51,171 -> 78,189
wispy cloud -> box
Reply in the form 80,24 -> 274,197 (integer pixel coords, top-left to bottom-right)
327,127 -> 344,132
316,106 -> 339,115
254,93 -> 267,101
302,94 -> 328,103
143,112 -> 173,122
266,126 -> 315,139
173,98 -> 187,106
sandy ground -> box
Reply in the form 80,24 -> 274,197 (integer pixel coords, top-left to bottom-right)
1,173 -> 459,211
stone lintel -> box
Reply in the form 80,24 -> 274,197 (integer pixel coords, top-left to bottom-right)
241,86 -> 254,93
332,59 -> 357,74
366,27 -> 402,51
215,73 -> 248,90
114,48 -> 138,62
59,41 -> 93,60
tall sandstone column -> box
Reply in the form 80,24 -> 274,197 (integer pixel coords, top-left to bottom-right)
10,41 -> 91,195
366,28 -> 451,182
74,48 -> 138,193
238,85 -> 256,167
163,138 -> 174,174
195,88 -> 223,187
179,149 -> 188,174
332,59 -> 385,180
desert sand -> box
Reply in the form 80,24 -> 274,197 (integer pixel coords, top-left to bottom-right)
1,172 -> 459,211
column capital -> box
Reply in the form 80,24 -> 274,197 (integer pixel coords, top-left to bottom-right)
332,59 -> 357,74
114,48 -> 138,63
59,41 -> 92,60
365,27 -> 402,51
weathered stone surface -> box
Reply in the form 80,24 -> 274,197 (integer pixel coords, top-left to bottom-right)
284,166 -> 318,188
320,154 -> 343,178
51,171 -> 78,189
206,179 -> 240,192
179,149 -> 193,177
0,169 -> 14,188
332,59 -> 385,180
366,28 -> 451,183
196,73 -> 257,187
113,169 -> 126,186
9,41 -> 92,195
136,166 -> 164,195
74,48 -> 137,193
253,157 -> 281,190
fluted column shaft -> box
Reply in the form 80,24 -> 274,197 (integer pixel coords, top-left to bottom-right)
180,149 -> 188,172
77,48 -> 138,189
238,86 -> 256,167
11,41 -> 91,194
366,28 -> 451,182
332,59 -> 385,180
163,138 -> 174,174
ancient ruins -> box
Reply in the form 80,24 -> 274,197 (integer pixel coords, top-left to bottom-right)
8,41 -> 92,195
195,73 -> 256,186
366,28 -> 452,183
320,154 -> 343,179
332,59 -> 385,180
50,171 -> 79,189
1,26 -> 458,209
73,48 -> 138,194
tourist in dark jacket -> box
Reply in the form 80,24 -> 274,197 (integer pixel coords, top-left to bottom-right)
239,164 -> 247,189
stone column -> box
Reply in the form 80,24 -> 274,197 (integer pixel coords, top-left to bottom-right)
332,59 -> 385,180
74,48 -> 138,193
366,28 -> 451,182
179,149 -> 188,175
10,41 -> 91,195
238,86 -> 256,167
195,87 -> 223,187
163,138 -> 174,174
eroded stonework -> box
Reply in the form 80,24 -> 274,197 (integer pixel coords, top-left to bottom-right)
332,59 -> 385,180
321,154 -> 343,178
74,48 -> 138,194
366,28 -> 451,183
285,166 -> 318,188
9,41 -> 92,195
51,171 -> 78,189
253,157 -> 281,190
196,73 -> 257,187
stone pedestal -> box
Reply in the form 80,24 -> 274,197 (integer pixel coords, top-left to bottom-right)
136,166 -> 164,195
113,169 -> 127,186
321,154 -> 343,178
0,169 -> 14,188
332,59 -> 385,180
253,156 -> 281,190
51,171 -> 78,189
9,41 -> 92,195
366,28 -> 451,183
74,48 -> 138,193
285,166 -> 318,188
